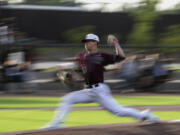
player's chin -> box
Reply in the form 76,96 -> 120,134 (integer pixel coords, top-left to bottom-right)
85,48 -> 91,52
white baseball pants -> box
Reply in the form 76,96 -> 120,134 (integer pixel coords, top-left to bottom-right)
49,83 -> 145,126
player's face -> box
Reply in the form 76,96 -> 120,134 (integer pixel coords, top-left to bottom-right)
85,41 -> 98,52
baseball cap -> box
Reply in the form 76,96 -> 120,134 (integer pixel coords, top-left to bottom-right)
81,34 -> 100,43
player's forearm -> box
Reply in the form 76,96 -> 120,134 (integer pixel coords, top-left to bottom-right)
107,34 -> 125,58
114,42 -> 125,58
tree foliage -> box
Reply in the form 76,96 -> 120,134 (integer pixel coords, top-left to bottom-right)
157,24 -> 180,53
127,0 -> 159,46
63,25 -> 96,43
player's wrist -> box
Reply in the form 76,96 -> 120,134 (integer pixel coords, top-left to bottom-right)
114,42 -> 120,48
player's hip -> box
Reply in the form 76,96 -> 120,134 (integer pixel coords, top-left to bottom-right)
89,83 -> 111,95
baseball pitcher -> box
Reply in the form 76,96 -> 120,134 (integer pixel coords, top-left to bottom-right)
42,34 -> 160,130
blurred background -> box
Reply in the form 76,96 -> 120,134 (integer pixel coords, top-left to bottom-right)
0,0 -> 180,94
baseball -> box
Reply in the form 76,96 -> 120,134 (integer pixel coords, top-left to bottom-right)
107,34 -> 118,45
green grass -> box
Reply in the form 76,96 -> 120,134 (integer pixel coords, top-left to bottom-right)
0,96 -> 180,133
0,97 -> 59,108
0,96 -> 180,108
1,110 -> 180,133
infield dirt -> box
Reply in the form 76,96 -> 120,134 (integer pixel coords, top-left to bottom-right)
2,122 -> 180,135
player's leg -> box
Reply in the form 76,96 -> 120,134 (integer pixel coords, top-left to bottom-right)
43,89 -> 94,129
94,83 -> 159,121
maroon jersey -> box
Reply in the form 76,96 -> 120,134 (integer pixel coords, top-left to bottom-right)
76,51 -> 125,85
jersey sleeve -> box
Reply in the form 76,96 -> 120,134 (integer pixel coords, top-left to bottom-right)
102,53 -> 125,66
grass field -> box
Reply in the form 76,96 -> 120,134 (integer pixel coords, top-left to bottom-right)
0,96 -> 180,133
1,96 -> 180,108
1,110 -> 180,133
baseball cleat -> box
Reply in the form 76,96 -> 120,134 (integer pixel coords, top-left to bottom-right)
141,109 -> 160,123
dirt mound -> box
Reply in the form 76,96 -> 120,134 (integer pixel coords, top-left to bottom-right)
2,122 -> 180,135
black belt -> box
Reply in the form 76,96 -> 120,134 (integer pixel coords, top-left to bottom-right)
85,83 -> 99,88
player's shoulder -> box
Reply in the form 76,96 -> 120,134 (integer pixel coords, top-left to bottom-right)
76,51 -> 87,56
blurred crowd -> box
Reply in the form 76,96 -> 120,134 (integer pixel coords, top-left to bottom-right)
0,45 -> 173,92
113,53 -> 170,90
0,23 -> 14,45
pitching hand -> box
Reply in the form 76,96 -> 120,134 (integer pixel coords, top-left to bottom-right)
107,34 -> 119,46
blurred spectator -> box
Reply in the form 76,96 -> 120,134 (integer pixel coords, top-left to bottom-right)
7,24 -> 15,44
152,61 -> 169,84
0,23 -> 15,44
3,47 -> 36,83
135,54 -> 169,89
3,49 -> 27,82
115,55 -> 139,89
0,24 -> 8,44
115,53 -> 170,90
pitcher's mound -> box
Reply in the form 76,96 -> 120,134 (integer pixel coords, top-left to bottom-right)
3,121 -> 180,135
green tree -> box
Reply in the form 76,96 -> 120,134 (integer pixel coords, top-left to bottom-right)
63,25 -> 96,43
127,0 -> 159,47
158,24 -> 180,54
